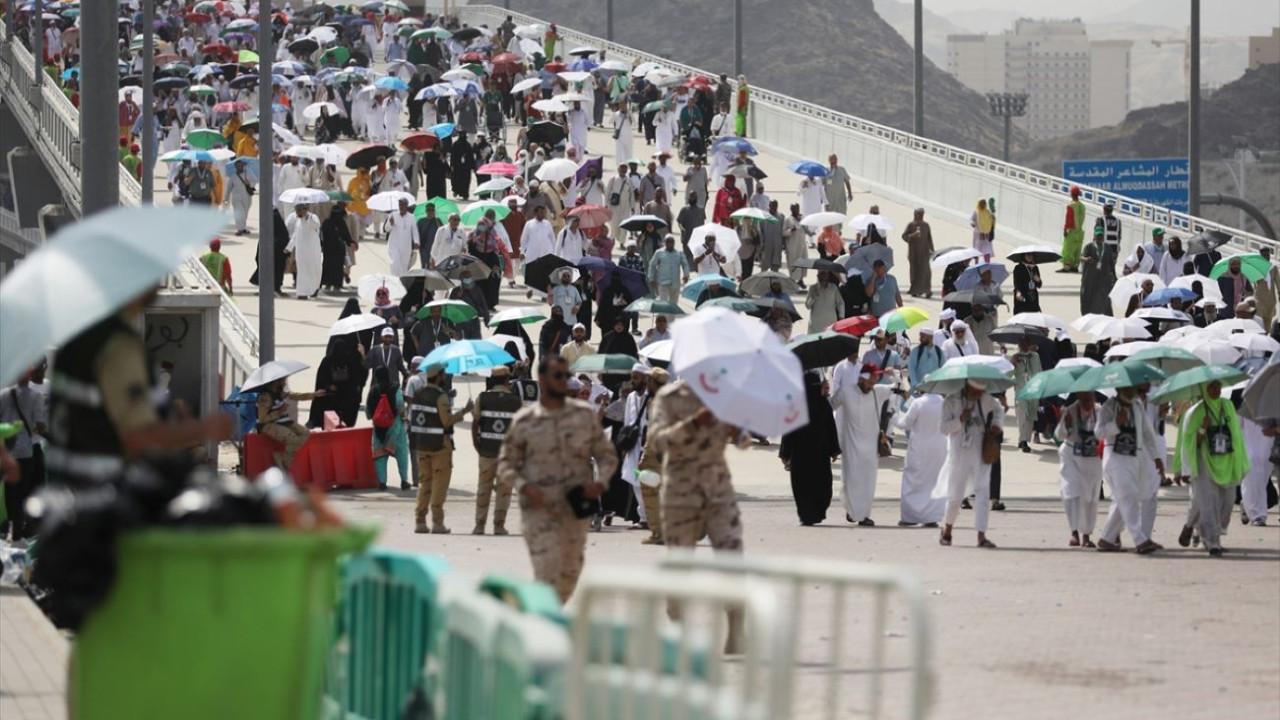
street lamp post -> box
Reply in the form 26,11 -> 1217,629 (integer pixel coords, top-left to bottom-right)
986,92 -> 1028,163
913,0 -> 924,137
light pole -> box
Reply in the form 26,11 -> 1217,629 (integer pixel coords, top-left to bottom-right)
986,92 -> 1028,163
606,0 -> 614,42
141,0 -> 155,203
913,0 -> 924,137
733,0 -> 743,78
1188,0 -> 1201,216
80,0 -> 119,215
257,0 -> 275,361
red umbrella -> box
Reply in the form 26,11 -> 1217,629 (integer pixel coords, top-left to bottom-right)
567,204 -> 612,229
346,143 -> 396,169
201,43 -> 234,61
185,12 -> 212,23
686,75 -> 714,91
400,132 -> 439,152
543,60 -> 567,73
213,101 -> 251,113
459,51 -> 488,63
476,161 -> 518,176
831,315 -> 881,337
491,52 -> 521,75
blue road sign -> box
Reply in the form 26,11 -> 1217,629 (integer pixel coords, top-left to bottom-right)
1062,158 -> 1190,213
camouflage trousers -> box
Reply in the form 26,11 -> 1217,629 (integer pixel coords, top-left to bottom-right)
662,474 -> 744,552
521,505 -> 590,603
475,455 -> 515,529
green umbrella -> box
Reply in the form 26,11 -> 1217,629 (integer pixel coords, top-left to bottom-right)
1015,366 -> 1092,402
0,422 -> 24,442
327,189 -> 354,202
1127,346 -> 1205,374
488,306 -> 546,326
1149,364 -> 1249,404
699,296 -> 757,312
643,100 -> 671,113
916,363 -> 1015,396
333,70 -> 366,84
185,128 -> 226,150
570,353 -> 639,375
730,207 -> 780,224
412,27 -> 453,42
320,46 -> 352,66
413,196 -> 460,220
460,201 -> 511,225
396,24 -> 419,37
237,49 -> 260,64
625,299 -> 685,316
1209,253 -> 1273,283
417,300 -> 477,324
1068,361 -> 1166,393
187,84 -> 218,97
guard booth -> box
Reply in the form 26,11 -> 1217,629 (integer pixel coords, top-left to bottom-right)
147,263 -> 224,459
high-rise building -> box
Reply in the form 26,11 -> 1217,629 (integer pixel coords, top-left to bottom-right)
1248,27 -> 1280,69
947,19 -> 1132,140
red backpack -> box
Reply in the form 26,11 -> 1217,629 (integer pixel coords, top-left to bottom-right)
372,395 -> 396,429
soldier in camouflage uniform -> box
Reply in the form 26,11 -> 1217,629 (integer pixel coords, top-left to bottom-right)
498,355 -> 619,602
471,365 -> 522,535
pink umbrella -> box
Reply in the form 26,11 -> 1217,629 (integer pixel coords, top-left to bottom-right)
567,203 -> 612,229
213,101 -> 251,113
476,161 -> 518,176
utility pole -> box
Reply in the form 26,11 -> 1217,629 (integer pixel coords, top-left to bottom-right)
733,0 -> 743,78
986,92 -> 1028,163
80,0 -> 119,215
1188,0 -> 1201,216
606,0 -> 614,42
31,0 -> 43,86
257,0 -> 275,361
913,0 -> 924,137
141,0 -> 155,203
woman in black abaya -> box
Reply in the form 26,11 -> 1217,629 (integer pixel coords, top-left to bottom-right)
779,370 -> 841,526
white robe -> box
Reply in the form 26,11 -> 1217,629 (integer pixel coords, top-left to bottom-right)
567,108 -> 590,154
620,390 -> 651,522
383,97 -> 403,143
933,394 -> 1002,532
611,110 -> 633,164
520,219 -> 556,264
654,110 -> 676,155
798,177 -> 827,216
1055,403 -> 1103,501
555,228 -> 586,263
830,383 -> 887,522
386,210 -> 420,276
1240,416 -> 1271,523
895,394 -> 947,524
285,212 -> 323,298
1095,397 -> 1159,545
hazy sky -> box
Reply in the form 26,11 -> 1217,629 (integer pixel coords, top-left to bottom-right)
932,0 -> 1280,35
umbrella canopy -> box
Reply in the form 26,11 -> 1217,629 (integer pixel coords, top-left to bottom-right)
488,306 -> 547,326
670,307 -> 808,437
849,213 -> 894,234
1076,316 -> 1151,341
730,207 -> 778,224
414,197 -> 460,220
422,340 -> 515,375
278,187 -> 331,205
283,144 -> 326,161
831,315 -> 881,337
842,243 -> 894,277
318,46 -> 351,66
399,269 -> 454,293
1208,254 -> 1271,282
1007,312 -> 1069,333
1169,274 -> 1224,303
739,271 -> 801,297
329,313 -> 386,337
1005,245 -> 1062,264
367,190 -> 417,213
1068,361 -> 1166,393
699,296 -> 758,312
916,363 -> 1014,396
878,307 -> 930,334
943,354 -> 1016,374
1149,364 -> 1249,404
375,76 -> 409,92
986,323 -> 1046,345
565,203 -> 611,229
1127,346 -> 1205,374
954,262 -> 1009,291
1206,317 -> 1266,336
1175,337 -> 1243,365
302,101 -> 340,120
639,339 -> 674,365
535,158 -> 579,182
357,274 -> 407,304
799,211 -> 847,229
1240,361 -> 1279,421
436,254 -> 493,280
625,299 -> 684,316
418,299 -> 477,324
345,143 -> 396,169
1107,273 -> 1166,308
315,143 -> 349,167
477,161 -> 519,176
241,359 -> 310,393
788,160 -> 828,178
185,128 -> 226,150
526,120 -> 567,146
619,214 -> 668,232
1185,229 -> 1233,256
212,100 -> 251,113
1141,287 -> 1198,307
460,200 -> 511,225
1015,365 -> 1093,401
688,223 -> 740,258
1104,341 -> 1161,362
788,331 -> 861,370
790,258 -> 847,275
1130,307 -> 1192,324
511,77 -> 543,94
1229,333 -> 1280,356
930,247 -> 981,270
474,178 -> 516,196
681,273 -> 737,301
288,37 -> 319,55
412,27 -> 452,42
0,207 -> 224,385
570,353 -> 639,375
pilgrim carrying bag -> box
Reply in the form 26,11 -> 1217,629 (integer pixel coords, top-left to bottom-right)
981,410 -> 1002,465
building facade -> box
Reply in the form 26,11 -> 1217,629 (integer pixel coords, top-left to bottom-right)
1248,27 -> 1280,69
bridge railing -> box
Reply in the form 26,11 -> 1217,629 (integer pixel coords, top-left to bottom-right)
458,4 -> 1274,256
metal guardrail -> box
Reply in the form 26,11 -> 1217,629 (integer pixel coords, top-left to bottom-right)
0,26 -> 260,389
459,5 -> 1275,256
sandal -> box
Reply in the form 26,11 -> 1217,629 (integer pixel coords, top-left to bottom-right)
977,538 -> 997,549
939,533 -> 952,547
1081,538 -> 1096,548
1069,535 -> 1080,547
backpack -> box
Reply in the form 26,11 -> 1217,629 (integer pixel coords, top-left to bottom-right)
372,395 -> 395,430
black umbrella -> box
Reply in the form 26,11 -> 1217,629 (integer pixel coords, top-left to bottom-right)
453,27 -> 485,42
841,242 -> 894,276
229,73 -> 260,89
788,331 -> 861,370
619,214 -> 667,232
790,257 -> 846,275
345,143 -> 396,169
526,120 -> 567,147
435,253 -> 493,280
119,74 -> 142,87
752,297 -> 801,321
299,3 -> 334,15
1186,229 -> 1233,256
157,62 -> 192,78
153,76 -> 190,90
288,38 -> 319,55
986,323 -> 1047,345
348,51 -> 371,68
524,254 -> 573,292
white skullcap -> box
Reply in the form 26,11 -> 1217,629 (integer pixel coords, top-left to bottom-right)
870,327 -> 886,337
939,309 -> 956,320
631,362 -> 648,374
380,327 -> 395,337
919,327 -> 936,336
952,320 -> 969,332
572,322 -> 586,332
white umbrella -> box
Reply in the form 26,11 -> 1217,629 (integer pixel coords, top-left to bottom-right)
1229,333 -> 1280,356
358,274 -> 407,304
279,187 -> 331,205
316,143 -> 350,167
292,75 -> 314,86
302,101 -> 340,120
207,148 -> 236,162
510,77 -> 542,94
535,158 -> 579,183
488,306 -> 547,326
799,211 -> 848,229
639,339 -> 673,364
553,86 -> 590,98
1175,337 -> 1243,365
514,23 -> 547,40
307,26 -> 338,44
669,307 -> 808,437
1107,273 -> 1165,308
441,67 -> 476,83
849,213 -> 894,234
1086,318 -> 1153,341
119,86 -> 143,102
532,98 -> 569,113
1104,341 -> 1160,362
689,223 -> 740,259
1130,307 -> 1192,324
282,144 -> 325,160
1007,312 -> 1069,332
368,191 -> 417,212
0,207 -> 224,385
632,61 -> 663,77
1169,274 -> 1224,303
1057,357 -> 1102,370
329,313 -> 386,337
1206,318 -> 1265,336
1160,325 -> 1207,344
599,59 -> 631,73
649,72 -> 686,88
568,45 -> 600,56
273,123 -> 303,147
942,354 -> 1014,374
475,177 -> 515,194
930,247 -> 980,270
241,359 -> 310,393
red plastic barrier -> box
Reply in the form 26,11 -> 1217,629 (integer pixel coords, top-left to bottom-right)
244,427 -> 378,490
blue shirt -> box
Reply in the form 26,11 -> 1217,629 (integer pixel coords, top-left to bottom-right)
867,273 -> 900,317
648,249 -> 689,288
907,343 -> 944,388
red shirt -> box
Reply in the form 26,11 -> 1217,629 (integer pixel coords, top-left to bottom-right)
712,186 -> 744,224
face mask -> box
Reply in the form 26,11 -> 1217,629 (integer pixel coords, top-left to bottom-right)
462,278 -> 473,286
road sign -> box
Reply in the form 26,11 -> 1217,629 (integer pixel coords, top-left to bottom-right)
1062,158 -> 1190,213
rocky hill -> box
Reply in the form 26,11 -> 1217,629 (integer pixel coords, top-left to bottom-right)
493,0 -> 1026,157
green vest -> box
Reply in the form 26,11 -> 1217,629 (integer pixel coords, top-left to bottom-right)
201,251 -> 228,285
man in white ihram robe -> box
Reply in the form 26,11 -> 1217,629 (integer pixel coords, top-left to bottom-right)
567,104 -> 590,155
829,363 -> 887,525
620,368 -> 651,524
654,108 -> 677,156
1094,387 -> 1164,554
1055,393 -> 1103,547
385,201 -> 420,276
894,393 -> 946,526
285,206 -> 323,299
934,380 -> 1002,547
383,94 -> 404,143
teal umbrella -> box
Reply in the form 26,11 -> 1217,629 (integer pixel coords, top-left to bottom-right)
421,339 -> 515,375
1149,364 -> 1249,404
488,306 -> 546,326
626,299 -> 685,316
699,296 -> 757,312
569,353 -> 638,375
413,196 -> 460,220
418,300 -> 478,324
1068,361 -> 1166,393
916,363 -> 1014,396
1015,366 -> 1092,402
1127,346 -> 1205,374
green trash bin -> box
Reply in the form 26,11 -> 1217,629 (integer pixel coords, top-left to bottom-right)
70,526 -> 375,720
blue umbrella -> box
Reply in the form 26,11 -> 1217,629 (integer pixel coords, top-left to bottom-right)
712,137 -> 757,156
61,67 -> 81,81
954,262 -> 1009,291
171,149 -> 215,163
594,263 -> 649,302
428,122 -> 455,139
788,159 -> 828,178
375,76 -> 409,91
681,273 -> 738,301
568,58 -> 598,72
451,79 -> 481,96
1142,287 -> 1198,307
421,340 -> 515,375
